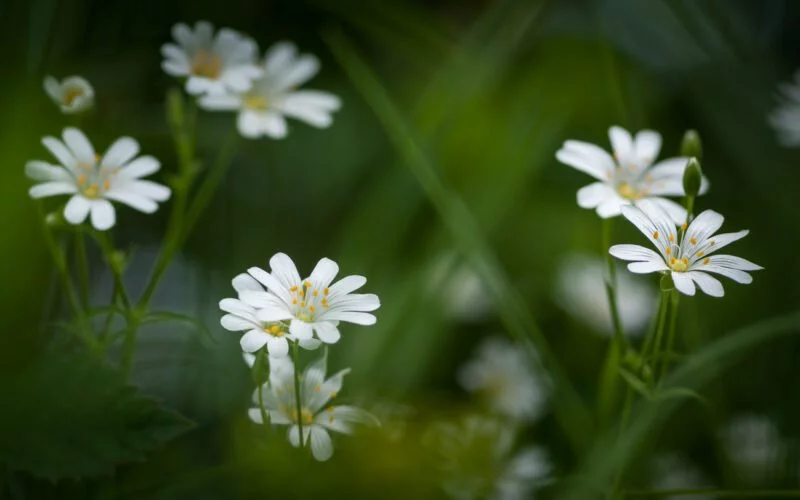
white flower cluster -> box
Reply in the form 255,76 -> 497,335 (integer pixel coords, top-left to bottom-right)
162,21 -> 341,139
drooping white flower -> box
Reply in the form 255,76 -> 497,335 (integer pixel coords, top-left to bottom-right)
25,128 -> 171,231
769,70 -> 800,147
556,126 -> 709,223
220,272 -> 321,357
554,254 -> 656,336
161,21 -> 262,96
238,253 -> 380,347
247,355 -> 378,461
722,414 -> 785,484
426,416 -> 550,500
457,337 -> 546,422
609,199 -> 762,297
43,76 -> 94,114
651,454 -> 713,500
199,41 -> 341,139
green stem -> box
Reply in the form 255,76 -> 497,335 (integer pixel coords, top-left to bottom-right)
92,231 -> 131,310
603,218 -> 625,340
598,218 -> 626,425
611,386 -> 634,495
254,349 -> 270,430
75,229 -> 91,308
626,488 -> 800,498
659,290 -> 681,383
650,290 -> 671,378
292,341 -> 305,448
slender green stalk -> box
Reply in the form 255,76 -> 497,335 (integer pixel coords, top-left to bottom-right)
659,290 -> 681,383
603,219 -> 625,341
74,229 -> 91,308
598,218 -> 626,424
650,290 -> 671,369
92,231 -> 131,310
611,386 -> 634,495
254,349 -> 270,430
292,341 -> 305,448
626,488 -> 800,498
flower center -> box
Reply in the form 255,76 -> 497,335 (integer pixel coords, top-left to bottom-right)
243,95 -> 270,111
262,323 -> 286,338
617,182 -> 647,200
289,280 -> 331,322
669,257 -> 689,272
292,407 -> 314,425
63,87 -> 84,106
190,50 -> 222,79
75,155 -> 116,199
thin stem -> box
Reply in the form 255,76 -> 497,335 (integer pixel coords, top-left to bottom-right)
611,386 -> 634,495
650,290 -> 671,374
659,290 -> 681,383
598,218 -> 626,425
254,349 -> 270,431
92,231 -> 131,310
292,341 -> 305,448
626,488 -> 800,498
603,218 -> 625,341
74,229 -> 91,308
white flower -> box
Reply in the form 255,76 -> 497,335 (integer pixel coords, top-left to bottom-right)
247,355 -> 378,461
609,199 -> 762,297
651,454 -> 713,500
199,41 -> 341,139
554,254 -> 656,336
427,416 -> 550,500
769,70 -> 800,147
25,128 -> 171,231
238,252 -> 380,347
556,126 -> 709,223
161,21 -> 262,96
220,272 -> 321,357
457,337 -> 546,422
43,76 -> 94,114
723,414 -> 785,483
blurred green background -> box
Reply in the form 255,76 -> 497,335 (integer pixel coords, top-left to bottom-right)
2,0 -> 800,498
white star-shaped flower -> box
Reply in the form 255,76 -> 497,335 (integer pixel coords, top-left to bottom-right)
26,128 -> 171,231
248,355 -> 378,461
238,253 -> 380,347
161,21 -> 262,96
43,76 -> 94,114
198,41 -> 341,139
769,69 -> 800,147
609,199 -> 762,297
220,272 -> 321,357
457,337 -> 547,422
556,126 -> 709,222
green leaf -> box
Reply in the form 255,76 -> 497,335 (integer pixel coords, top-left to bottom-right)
0,349 -> 194,480
651,387 -> 708,406
143,310 -> 217,348
618,367 -> 652,400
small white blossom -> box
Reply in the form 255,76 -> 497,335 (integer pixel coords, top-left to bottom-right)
458,337 -> 546,422
769,70 -> 800,147
555,254 -> 656,336
161,21 -> 262,96
238,252 -> 380,347
427,416 -> 550,500
220,273 -> 321,357
43,76 -> 94,114
556,126 -> 708,223
26,128 -> 170,231
248,355 -> 377,461
199,41 -> 341,139
723,414 -> 785,484
609,199 -> 762,297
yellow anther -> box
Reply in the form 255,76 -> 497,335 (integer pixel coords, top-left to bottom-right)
703,258 -> 710,265
690,237 -> 697,245
300,301 -> 306,308
243,95 -> 269,111
669,234 -> 675,242
329,392 -> 337,398
309,306 -> 315,313
304,281 -> 311,288
327,406 -> 335,413
322,299 -> 329,308
329,415 -> 335,423
670,257 -> 677,264
670,258 -> 688,272
312,290 -> 319,297
290,285 -> 298,292
653,231 -> 659,239
681,223 -> 687,231
77,174 -> 87,186
103,179 -> 111,191
710,241 -> 715,246
314,384 -> 321,392
682,257 -> 689,264
270,325 -> 281,334
666,247 -> 671,255
189,49 -> 222,79
617,182 -> 638,200
696,251 -> 704,257
292,298 -> 298,305
323,288 -> 329,296
83,183 -> 99,198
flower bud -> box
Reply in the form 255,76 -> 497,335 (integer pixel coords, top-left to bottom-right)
681,129 -> 702,159
682,157 -> 703,198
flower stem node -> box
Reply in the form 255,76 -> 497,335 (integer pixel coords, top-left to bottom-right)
680,129 -> 703,159
682,158 -> 703,198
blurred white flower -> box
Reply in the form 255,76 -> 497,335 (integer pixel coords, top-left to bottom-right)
651,454 -> 713,500
220,273 -> 321,357
556,125 -> 708,223
43,76 -> 94,114
610,199 -> 762,297
723,414 -> 785,483
238,252 -> 380,347
161,21 -> 262,96
458,337 -> 546,422
555,254 -> 655,336
428,253 -> 492,322
769,70 -> 800,147
427,416 -> 550,500
26,127 -> 170,231
248,355 -> 378,461
199,41 -> 341,139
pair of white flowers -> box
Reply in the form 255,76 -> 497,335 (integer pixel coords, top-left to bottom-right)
558,126 -> 761,297
162,21 -> 341,139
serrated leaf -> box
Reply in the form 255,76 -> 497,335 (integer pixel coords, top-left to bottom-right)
0,349 -> 194,480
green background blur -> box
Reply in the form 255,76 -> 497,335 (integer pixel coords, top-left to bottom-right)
1,0 -> 800,498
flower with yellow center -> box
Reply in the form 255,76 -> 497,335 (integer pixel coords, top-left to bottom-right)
609,199 -> 762,297
556,125 -> 709,222
25,128 -> 170,231
161,21 -> 262,96
43,76 -> 94,114
248,355 -> 378,461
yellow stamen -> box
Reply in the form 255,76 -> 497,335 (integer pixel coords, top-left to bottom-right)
309,306 -> 315,312
304,281 -> 311,288
681,223 -> 687,231
653,231 -> 659,239
703,258 -> 710,265
666,247 -> 671,255
617,182 -> 638,200
243,95 -> 269,111
323,288 -> 329,296
690,237 -> 697,245
292,298 -> 298,305
103,179 -> 111,191
77,174 -> 87,186
312,290 -> 319,297
63,87 -> 84,106
189,50 -> 222,79
290,285 -> 298,292
696,251 -> 704,257
314,384 -> 321,392
669,233 -> 675,242
330,392 -> 337,398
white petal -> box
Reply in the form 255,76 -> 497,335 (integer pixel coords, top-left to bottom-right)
289,319 -> 313,339
686,209 -> 724,242
264,41 -> 298,75
649,197 -> 688,225
42,136 -> 77,169
609,126 -> 633,164
596,195 -> 628,218
29,181 -> 77,198
240,329 -> 269,352
198,93 -> 241,111
43,76 -> 61,101
628,261 -> 669,273
288,425 -> 311,448
89,199 -> 115,231
219,298 -> 255,317
256,307 -> 293,322
119,156 -> 160,179
309,426 -> 334,461
278,91 -> 340,128
104,189 -> 158,213
260,112 -> 288,139
556,140 -> 615,181
248,266 -> 291,302
239,290 -> 282,309
701,230 -> 750,256
609,244 -> 663,262
266,336 -> 289,357
634,130 -> 662,165
297,337 -> 322,350
247,408 -> 265,424
270,253 -> 302,289
322,311 -> 376,325
327,293 -> 381,312
577,182 -> 615,209
63,195 -> 91,224
102,137 -> 139,168
312,322 -> 341,344
687,271 -> 724,297
700,264 -> 753,284
707,254 -> 762,271
233,273 -> 263,294
309,258 -> 339,288
25,161 -> 71,182
221,314 -> 257,332
671,272 -> 696,296
318,405 -> 378,434
329,275 -> 366,297
62,128 -> 95,163
126,180 -> 172,202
